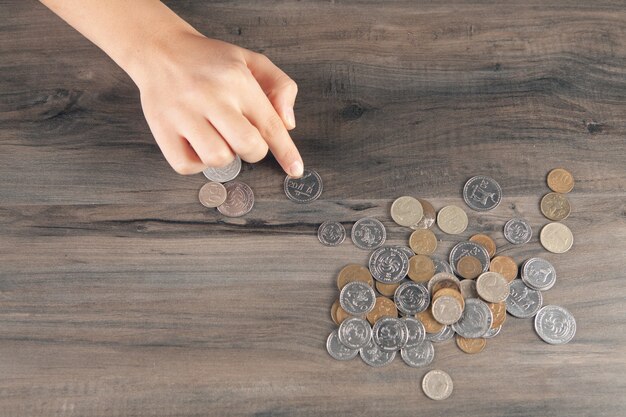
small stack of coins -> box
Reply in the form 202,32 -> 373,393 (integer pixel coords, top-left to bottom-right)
540,168 -> 575,254
198,156 -> 255,217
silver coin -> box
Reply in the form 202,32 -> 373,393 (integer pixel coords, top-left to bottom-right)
359,339 -> 396,367
395,245 -> 416,259
351,217 -> 386,250
326,330 -> 358,361
534,305 -> 576,345
482,325 -> 502,339
506,279 -> 543,318
368,246 -> 410,284
216,181 -> 254,217
459,279 -> 479,299
283,169 -> 323,203
504,218 -> 532,245
432,257 -> 454,275
521,257 -> 556,291
394,281 -> 430,315
339,281 -> 376,315
317,221 -> 346,247
198,182 -> 227,208
452,298 -> 492,338
426,325 -> 455,343
372,317 -> 409,352
422,370 -> 453,401
402,317 -> 426,347
427,272 -> 461,295
463,175 -> 502,211
400,341 -> 434,367
449,241 -> 490,276
338,317 -> 372,350
476,271 -> 510,303
202,155 -> 242,183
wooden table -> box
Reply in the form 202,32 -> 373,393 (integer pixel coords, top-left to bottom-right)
2,1 -> 625,416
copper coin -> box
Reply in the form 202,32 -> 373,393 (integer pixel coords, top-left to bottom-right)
547,168 -> 574,194
433,288 -> 465,310
335,304 -> 352,324
331,299 -> 341,325
408,255 -> 435,283
411,199 -> 436,230
456,255 -> 483,280
489,255 -> 518,283
540,192 -> 571,221
416,308 -> 444,333
337,264 -> 373,290
456,335 -> 486,354
375,281 -> 401,297
366,296 -> 398,325
469,234 -> 496,258
198,182 -> 227,208
487,301 -> 507,328
409,229 -> 438,255
428,272 -> 461,294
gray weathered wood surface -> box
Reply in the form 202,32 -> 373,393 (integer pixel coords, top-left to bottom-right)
1,1 -> 625,416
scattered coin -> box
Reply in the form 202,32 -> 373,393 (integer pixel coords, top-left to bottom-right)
401,341 -> 435,367
452,298 -> 492,338
487,301 -> 507,328
431,295 -> 463,325
422,370 -> 453,401
547,168 -> 574,194
402,317 -> 427,347
372,317 -> 409,352
411,199 -> 436,229
476,271 -> 510,303
283,169 -> 323,203
521,257 -> 556,291
326,330 -> 358,361
360,339 -> 396,367
506,279 -> 543,318
463,176 -> 502,211
338,317 -> 372,350
456,255 -> 482,279
198,182 -> 227,208
459,279 -> 479,299
339,281 -> 376,315
409,229 -> 438,255
394,281 -> 430,315
351,217 -> 387,250
540,222 -> 573,253
416,308 -> 445,334
540,192 -> 571,221
318,221 -> 346,246
534,305 -> 576,345
375,280 -> 402,297
407,254 -> 435,283
469,234 -> 496,258
216,181 -> 254,217
426,325 -> 455,343
437,205 -> 468,235
391,196 -> 424,227
337,264 -> 373,290
449,241 -> 490,276
504,218 -> 532,244
456,335 -> 486,354
366,296 -> 398,325
489,255 -> 518,283
202,155 -> 241,183
369,246 -> 410,284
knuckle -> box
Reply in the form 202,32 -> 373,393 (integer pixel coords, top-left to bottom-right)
205,148 -> 234,168
245,144 -> 269,163
171,159 -> 197,176
260,114 -> 285,136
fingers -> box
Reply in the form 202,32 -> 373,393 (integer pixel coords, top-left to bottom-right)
144,116 -> 205,175
179,116 -> 235,168
206,107 -> 268,164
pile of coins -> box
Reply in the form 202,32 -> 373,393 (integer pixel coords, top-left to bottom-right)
325,171 -> 577,400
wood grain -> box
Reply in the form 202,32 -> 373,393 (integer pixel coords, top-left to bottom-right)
1,1 -> 625,416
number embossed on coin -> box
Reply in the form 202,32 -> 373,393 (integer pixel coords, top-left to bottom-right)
351,217 -> 386,250
216,181 -> 254,217
339,281 -> 376,315
198,181 -> 227,208
504,218 -> 532,245
317,221 -> 346,246
463,176 -> 502,211
202,155 -> 242,183
283,169 -> 323,203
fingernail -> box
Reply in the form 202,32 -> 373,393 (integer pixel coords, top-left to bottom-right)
288,160 -> 304,177
285,107 -> 296,129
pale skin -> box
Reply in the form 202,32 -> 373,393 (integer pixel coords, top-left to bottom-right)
39,0 -> 304,177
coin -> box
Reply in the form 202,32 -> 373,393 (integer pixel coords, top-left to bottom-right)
463,176 -> 502,211
432,288 -> 465,310
318,221 -> 346,246
283,169 -> 322,203
409,229 -> 438,255
431,296 -> 463,325
426,325 -> 456,343
540,222 -> 573,253
469,234 -> 496,258
432,257 -> 454,275
534,305 -> 576,345
411,199 -> 436,230
483,325 -> 502,339
331,299 -> 341,325
504,218 -> 532,244
369,246 -> 410,284
351,217 -> 386,250
366,296 -> 398,325
437,205 -> 468,235
202,155 -> 241,182
335,304 -> 352,324
422,370 -> 453,401
391,196 -> 423,227
547,168 -> 574,194
394,281 -> 430,315
476,271 -> 510,303
428,272 -> 461,295
416,308 -> 445,334
326,330 -> 358,361
452,298 -> 492,338
359,339 -> 396,367
521,257 -> 556,291
456,335 -> 486,354
402,317 -> 426,347
459,279 -> 479,299
487,301 -> 507,328
372,317 -> 409,352
506,279 -> 543,318
216,181 -> 254,217
337,264 -> 373,290
449,241 -> 490,276
338,317 -> 372,350
489,255 -> 518,283
407,255 -> 435,283
198,182 -> 227,208
395,245 -> 416,259
456,255 -> 482,279
401,341 -> 435,367
375,281 -> 402,297
339,281 -> 376,315
540,192 -> 571,221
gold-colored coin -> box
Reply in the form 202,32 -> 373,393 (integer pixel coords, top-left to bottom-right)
456,255 -> 482,279
436,205 -> 468,235
408,255 -> 435,283
432,296 -> 464,325
336,264 -> 373,290
547,168 -> 574,194
335,304 -> 352,324
432,287 -> 465,310
391,196 -> 423,227
540,192 -> 571,221
366,296 -> 398,325
540,222 -> 574,253
375,281 -> 401,297
411,199 -> 436,230
331,299 -> 341,325
416,308 -> 444,333
409,229 -> 438,255
489,255 -> 518,283
428,272 -> 461,294
456,335 -> 486,354
469,234 -> 496,258
487,301 -> 507,328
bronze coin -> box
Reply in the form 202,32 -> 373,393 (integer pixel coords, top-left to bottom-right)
331,299 -> 341,325
428,272 -> 461,294
456,255 -> 483,280
409,229 -> 438,255
540,192 -> 571,221
198,182 -> 227,208
375,281 -> 402,297
547,168 -> 574,194
366,296 -> 398,325
335,304 -> 352,324
469,234 -> 496,258
408,255 -> 435,283
416,308 -> 444,333
433,287 -> 465,311
456,335 -> 486,354
337,264 -> 373,290
489,255 -> 518,283
487,301 -> 507,328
